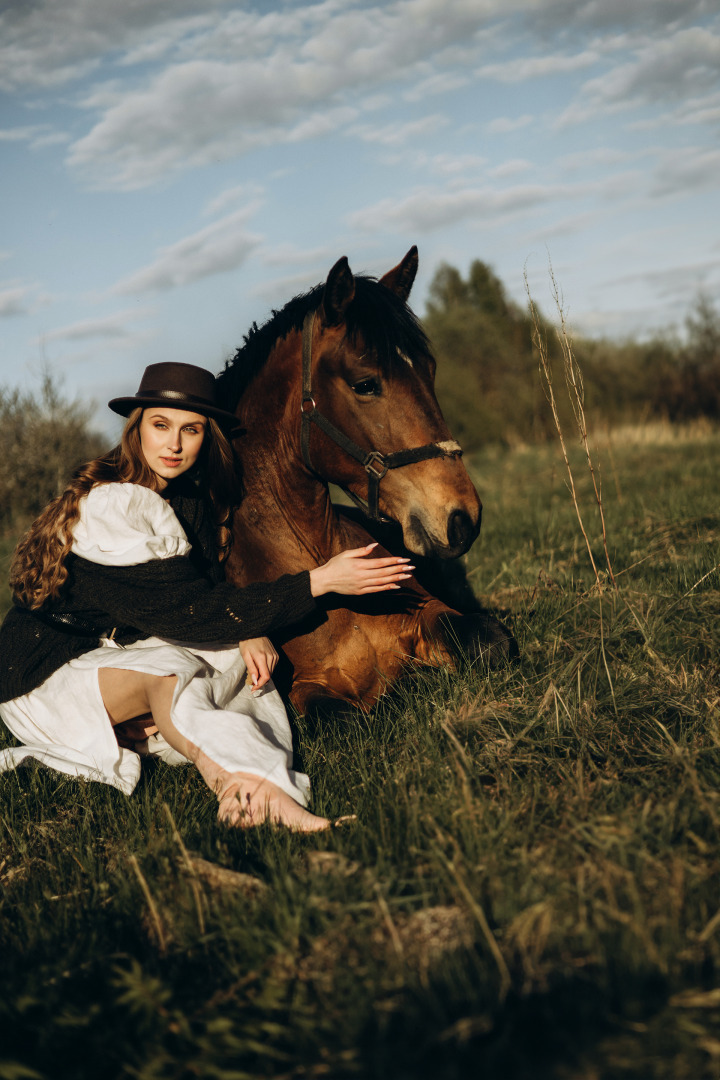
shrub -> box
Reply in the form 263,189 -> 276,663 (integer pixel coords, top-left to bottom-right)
0,372 -> 105,534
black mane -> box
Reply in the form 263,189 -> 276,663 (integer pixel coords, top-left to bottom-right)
216,275 -> 430,410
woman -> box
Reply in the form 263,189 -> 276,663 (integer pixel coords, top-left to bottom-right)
0,363 -> 412,831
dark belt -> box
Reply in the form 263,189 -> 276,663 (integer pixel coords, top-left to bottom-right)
28,609 -> 126,639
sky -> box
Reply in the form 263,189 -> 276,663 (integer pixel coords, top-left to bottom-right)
1,0 -> 719,435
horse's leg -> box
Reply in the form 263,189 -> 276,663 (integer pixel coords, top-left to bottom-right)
290,680 -> 365,721
97,668 -> 331,831
415,601 -> 518,669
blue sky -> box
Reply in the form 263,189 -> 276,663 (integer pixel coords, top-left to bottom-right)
1,0 -> 719,435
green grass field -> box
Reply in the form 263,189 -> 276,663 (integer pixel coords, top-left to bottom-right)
1,425 -> 719,1080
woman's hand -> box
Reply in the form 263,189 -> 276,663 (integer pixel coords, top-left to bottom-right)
239,636 -> 279,691
309,543 -> 414,597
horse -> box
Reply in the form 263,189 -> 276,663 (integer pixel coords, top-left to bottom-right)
217,247 -> 515,714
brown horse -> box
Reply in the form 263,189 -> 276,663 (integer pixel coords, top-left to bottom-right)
218,247 -> 514,714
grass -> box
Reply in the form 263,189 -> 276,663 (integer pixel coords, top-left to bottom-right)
1,424 -> 720,1079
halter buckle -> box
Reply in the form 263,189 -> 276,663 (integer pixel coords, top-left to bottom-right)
364,452 -> 388,481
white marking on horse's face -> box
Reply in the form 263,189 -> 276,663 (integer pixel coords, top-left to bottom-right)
397,349 -> 413,368
436,439 -> 462,454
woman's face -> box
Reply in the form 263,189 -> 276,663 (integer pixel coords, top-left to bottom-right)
139,408 -> 207,489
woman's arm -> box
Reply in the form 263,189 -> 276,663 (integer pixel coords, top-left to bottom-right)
309,543 -> 412,596
68,542 -> 413,646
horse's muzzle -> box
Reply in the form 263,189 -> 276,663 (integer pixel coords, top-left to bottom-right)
406,505 -> 481,559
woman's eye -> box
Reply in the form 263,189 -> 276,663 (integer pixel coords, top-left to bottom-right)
351,378 -> 380,397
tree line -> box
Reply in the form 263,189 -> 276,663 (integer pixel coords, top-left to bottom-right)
1,263 -> 718,532
426,260 -> 720,449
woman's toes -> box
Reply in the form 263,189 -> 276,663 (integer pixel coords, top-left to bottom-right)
216,775 -> 330,832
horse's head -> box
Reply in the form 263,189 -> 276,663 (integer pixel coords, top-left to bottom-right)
302,248 -> 482,559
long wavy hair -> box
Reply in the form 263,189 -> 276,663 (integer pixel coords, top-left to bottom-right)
10,407 -> 240,609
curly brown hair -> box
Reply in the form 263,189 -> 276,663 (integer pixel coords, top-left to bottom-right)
10,408 -> 240,609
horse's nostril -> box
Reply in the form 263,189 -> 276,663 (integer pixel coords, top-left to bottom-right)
447,508 -> 479,552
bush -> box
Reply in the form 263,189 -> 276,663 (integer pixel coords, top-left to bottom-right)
0,372 -> 105,534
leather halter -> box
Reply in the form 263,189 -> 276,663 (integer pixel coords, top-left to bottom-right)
300,309 -> 463,522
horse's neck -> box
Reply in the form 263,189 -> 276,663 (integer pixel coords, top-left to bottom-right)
239,448 -> 338,559
229,347 -> 346,581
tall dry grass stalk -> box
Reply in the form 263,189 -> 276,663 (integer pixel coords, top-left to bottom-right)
525,264 -> 617,591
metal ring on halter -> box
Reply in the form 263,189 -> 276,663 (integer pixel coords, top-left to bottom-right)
363,452 -> 389,481
300,396 -> 316,414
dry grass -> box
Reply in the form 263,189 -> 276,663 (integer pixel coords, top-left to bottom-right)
0,427 -> 719,1079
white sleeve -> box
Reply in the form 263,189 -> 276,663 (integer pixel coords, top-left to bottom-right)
71,482 -> 192,565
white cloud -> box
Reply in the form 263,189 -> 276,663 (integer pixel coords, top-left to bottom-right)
203,182 -> 265,217
477,49 -> 600,83
558,146 -> 634,171
529,0 -> 712,37
487,114 -> 533,134
0,285 -> 34,317
436,153 -> 487,174
39,307 -> 156,343
30,131 -> 72,149
487,158 -> 532,178
63,0 -> 512,190
588,25 -> 720,105
346,181 -> 561,233
346,169 -> 642,234
113,206 -> 263,294
9,0 -> 716,194
349,114 -> 448,146
609,257 -> 720,304
524,209 -> 603,243
0,124 -> 70,151
404,71 -> 470,102
260,242 -> 344,269
650,146 -> 720,199
556,24 -> 720,126
0,125 -> 45,141
0,0 -> 229,90
629,91 -> 720,131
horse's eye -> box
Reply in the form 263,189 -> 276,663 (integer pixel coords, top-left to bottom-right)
351,378 -> 381,397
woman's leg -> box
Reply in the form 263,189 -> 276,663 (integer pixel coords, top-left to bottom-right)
97,668 -> 330,831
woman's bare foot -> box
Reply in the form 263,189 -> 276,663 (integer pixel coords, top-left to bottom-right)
217,772 -> 331,832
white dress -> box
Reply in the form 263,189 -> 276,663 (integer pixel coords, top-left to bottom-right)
0,483 -> 310,803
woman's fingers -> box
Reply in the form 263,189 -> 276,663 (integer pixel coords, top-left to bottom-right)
245,653 -> 260,687
309,545 -> 416,597
360,556 -> 414,570
252,654 -> 271,689
239,637 -> 279,690
341,552 -> 415,594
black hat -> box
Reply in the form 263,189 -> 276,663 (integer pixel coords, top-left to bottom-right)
108,362 -> 236,426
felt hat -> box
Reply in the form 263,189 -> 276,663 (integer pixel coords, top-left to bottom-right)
108,362 -> 237,426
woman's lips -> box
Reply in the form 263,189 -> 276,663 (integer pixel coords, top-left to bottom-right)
160,457 -> 182,467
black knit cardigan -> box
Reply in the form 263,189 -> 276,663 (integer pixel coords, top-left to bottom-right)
0,483 -> 316,704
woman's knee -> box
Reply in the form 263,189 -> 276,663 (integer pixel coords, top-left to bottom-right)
98,668 -> 176,725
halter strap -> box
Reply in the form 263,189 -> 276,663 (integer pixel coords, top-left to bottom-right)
300,309 -> 462,521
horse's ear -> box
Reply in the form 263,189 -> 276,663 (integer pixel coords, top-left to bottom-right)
379,246 -> 418,302
322,256 -> 355,325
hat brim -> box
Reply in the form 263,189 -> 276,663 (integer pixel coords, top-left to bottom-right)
108,395 -> 238,428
